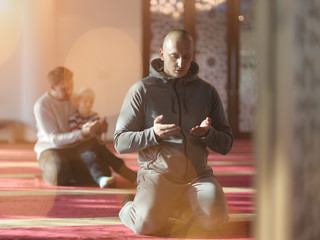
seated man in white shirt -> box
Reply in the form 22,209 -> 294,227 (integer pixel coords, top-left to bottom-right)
34,66 -> 136,188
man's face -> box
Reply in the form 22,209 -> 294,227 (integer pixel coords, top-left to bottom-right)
77,95 -> 94,118
160,37 -> 194,78
52,78 -> 73,101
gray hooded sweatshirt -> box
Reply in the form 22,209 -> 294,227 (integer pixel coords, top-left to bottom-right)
114,58 -> 233,183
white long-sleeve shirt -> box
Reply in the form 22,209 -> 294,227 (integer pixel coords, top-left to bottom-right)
33,92 -> 84,159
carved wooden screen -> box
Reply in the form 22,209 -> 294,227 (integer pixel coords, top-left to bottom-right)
143,0 -> 257,138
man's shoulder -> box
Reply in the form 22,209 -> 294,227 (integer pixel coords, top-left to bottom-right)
193,77 -> 216,89
34,92 -> 49,107
141,75 -> 160,84
34,92 -> 73,110
130,76 -> 159,91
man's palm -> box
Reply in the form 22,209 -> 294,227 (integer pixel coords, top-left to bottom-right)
190,117 -> 211,137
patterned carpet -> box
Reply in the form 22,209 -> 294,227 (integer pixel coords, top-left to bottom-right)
0,140 -> 255,239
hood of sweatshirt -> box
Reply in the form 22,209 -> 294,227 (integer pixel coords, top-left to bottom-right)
148,58 -> 200,114
149,58 -> 200,83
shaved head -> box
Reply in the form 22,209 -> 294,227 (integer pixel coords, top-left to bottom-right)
162,29 -> 194,52
160,29 -> 194,78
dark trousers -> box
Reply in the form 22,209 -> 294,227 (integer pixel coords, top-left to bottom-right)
38,138 -> 124,186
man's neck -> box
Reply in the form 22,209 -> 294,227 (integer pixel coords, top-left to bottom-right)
48,90 -> 68,101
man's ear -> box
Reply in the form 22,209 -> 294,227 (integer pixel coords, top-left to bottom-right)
159,48 -> 164,60
49,84 -> 55,91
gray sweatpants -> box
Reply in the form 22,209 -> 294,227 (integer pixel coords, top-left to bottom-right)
119,169 -> 228,235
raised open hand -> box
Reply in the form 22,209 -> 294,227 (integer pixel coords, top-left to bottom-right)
153,115 -> 181,140
190,117 -> 211,137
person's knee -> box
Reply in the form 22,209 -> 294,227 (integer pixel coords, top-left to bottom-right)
199,207 -> 229,231
42,169 -> 69,186
41,159 -> 70,186
42,172 -> 57,185
39,149 -> 74,186
133,222 -> 154,235
132,216 -> 160,235
129,211 -> 165,235
41,159 -> 58,185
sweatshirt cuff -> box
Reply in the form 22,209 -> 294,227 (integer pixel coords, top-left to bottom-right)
74,129 -> 85,141
148,127 -> 161,146
199,126 -> 213,141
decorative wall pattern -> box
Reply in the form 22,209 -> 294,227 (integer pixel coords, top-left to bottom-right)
149,0 -> 257,135
238,0 -> 257,132
292,0 -> 320,239
195,0 -> 228,112
149,0 -> 184,61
